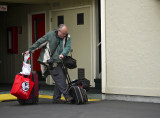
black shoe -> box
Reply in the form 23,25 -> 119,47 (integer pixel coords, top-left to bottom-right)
66,96 -> 73,103
52,99 -> 66,104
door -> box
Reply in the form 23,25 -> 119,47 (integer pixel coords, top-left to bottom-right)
32,13 -> 45,71
51,7 -> 92,82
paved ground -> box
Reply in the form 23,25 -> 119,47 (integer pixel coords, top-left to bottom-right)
1,83 -> 160,118
1,99 -> 160,118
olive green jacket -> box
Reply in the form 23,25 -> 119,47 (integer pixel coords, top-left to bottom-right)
28,30 -> 71,64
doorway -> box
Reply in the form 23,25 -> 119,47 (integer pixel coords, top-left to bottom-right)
31,13 -> 45,71
31,13 -> 45,80
50,6 -> 92,84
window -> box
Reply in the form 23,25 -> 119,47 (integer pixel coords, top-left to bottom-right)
77,13 -> 84,25
58,16 -> 64,26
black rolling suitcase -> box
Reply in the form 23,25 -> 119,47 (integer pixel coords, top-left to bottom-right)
18,54 -> 39,105
68,85 -> 88,104
62,64 -> 88,104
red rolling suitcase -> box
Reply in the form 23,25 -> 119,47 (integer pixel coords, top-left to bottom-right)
17,53 -> 39,105
11,74 -> 34,100
18,72 -> 39,105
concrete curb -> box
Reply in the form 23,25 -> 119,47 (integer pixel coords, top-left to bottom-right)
0,94 -> 101,102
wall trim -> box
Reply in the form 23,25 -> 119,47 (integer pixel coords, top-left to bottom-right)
49,5 -> 91,12
101,0 -> 107,93
102,94 -> 160,103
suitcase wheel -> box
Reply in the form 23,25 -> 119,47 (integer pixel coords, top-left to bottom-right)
17,99 -> 25,105
33,96 -> 39,104
17,96 -> 39,105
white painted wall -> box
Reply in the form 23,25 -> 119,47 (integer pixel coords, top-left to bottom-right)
104,0 -> 160,96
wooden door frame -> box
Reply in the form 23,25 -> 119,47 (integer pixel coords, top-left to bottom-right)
27,11 -> 46,71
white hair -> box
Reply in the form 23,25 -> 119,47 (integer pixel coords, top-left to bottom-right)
58,24 -> 66,31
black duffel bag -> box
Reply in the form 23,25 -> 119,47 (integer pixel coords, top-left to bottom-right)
71,78 -> 90,91
63,56 -> 77,69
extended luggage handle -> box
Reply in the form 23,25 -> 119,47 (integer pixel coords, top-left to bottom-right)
22,52 -> 32,75
22,52 -> 32,64
22,53 -> 35,97
62,62 -> 72,85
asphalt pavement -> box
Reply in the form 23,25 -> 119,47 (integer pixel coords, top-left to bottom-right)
1,99 -> 160,118
1,83 -> 160,118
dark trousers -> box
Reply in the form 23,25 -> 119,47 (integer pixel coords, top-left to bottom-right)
49,63 -> 70,100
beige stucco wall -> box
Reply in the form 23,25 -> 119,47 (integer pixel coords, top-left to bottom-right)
105,0 -> 160,96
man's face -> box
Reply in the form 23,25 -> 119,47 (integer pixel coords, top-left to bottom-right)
58,27 -> 68,39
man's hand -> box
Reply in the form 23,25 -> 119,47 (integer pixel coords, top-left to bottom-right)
22,50 -> 30,55
59,54 -> 64,60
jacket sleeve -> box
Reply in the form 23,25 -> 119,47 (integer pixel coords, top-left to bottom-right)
61,36 -> 71,56
28,32 -> 49,53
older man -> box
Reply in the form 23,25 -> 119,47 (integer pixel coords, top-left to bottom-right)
25,24 -> 73,103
